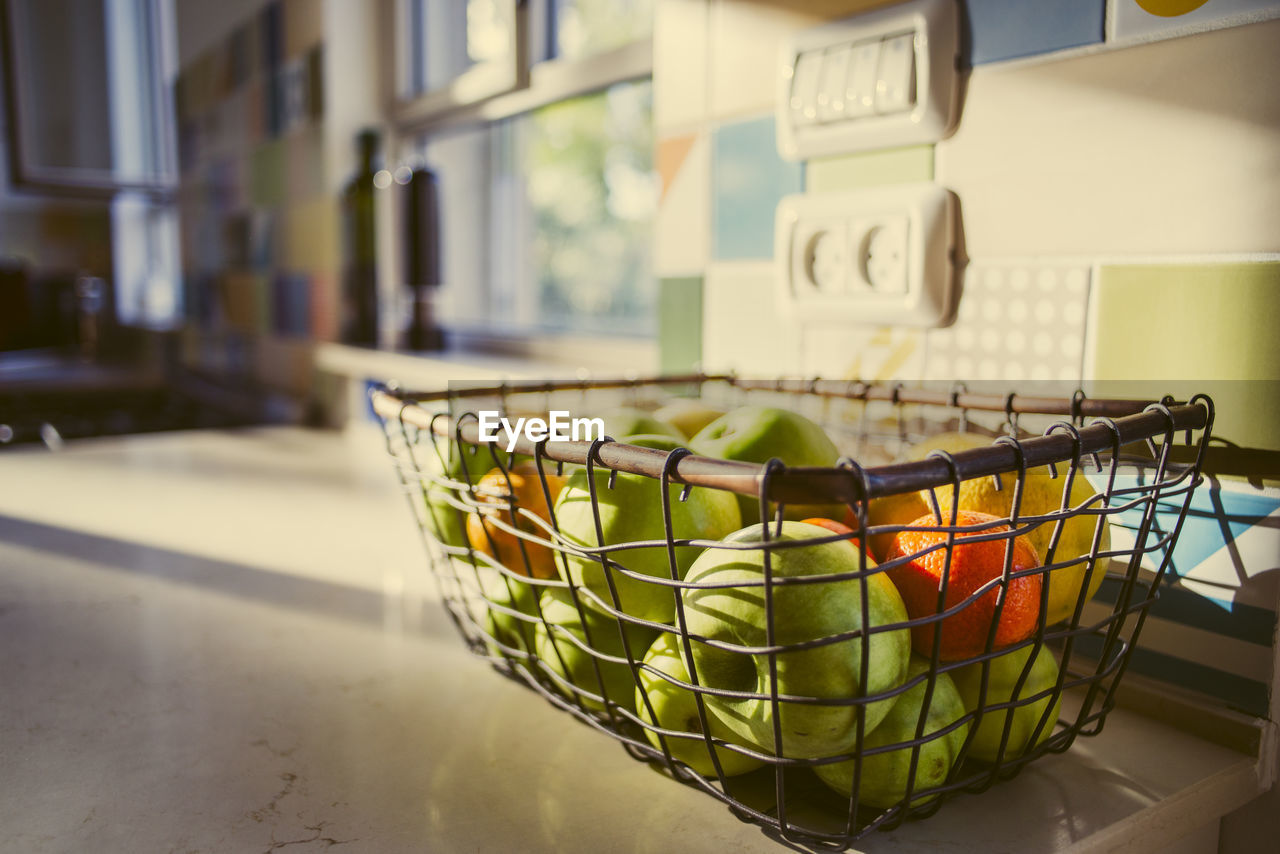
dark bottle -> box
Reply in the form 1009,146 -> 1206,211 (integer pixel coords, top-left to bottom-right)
401,164 -> 444,351
341,129 -> 380,347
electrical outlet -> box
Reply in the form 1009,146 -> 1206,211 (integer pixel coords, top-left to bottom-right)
775,183 -> 956,326
858,215 -> 909,294
798,219 -> 848,294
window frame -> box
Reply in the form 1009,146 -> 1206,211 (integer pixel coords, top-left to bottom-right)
0,0 -> 178,199
390,0 -> 528,129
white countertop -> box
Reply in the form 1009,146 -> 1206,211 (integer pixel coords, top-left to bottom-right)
0,427 -> 1268,853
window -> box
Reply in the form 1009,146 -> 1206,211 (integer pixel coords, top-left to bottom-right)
1,0 -> 177,195
424,79 -> 654,336
1,0 -> 182,328
393,0 -> 655,340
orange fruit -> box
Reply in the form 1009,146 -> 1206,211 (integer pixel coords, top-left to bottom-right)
466,462 -> 567,579
804,516 -> 869,557
885,510 -> 1042,661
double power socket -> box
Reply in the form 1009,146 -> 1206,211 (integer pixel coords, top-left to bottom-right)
774,183 -> 957,326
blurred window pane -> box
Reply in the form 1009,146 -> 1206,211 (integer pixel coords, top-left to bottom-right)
2,0 -> 176,193
424,79 -> 654,336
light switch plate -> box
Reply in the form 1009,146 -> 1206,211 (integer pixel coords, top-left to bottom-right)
775,183 -> 957,326
776,0 -> 960,161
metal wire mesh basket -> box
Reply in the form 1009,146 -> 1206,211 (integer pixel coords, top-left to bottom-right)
373,375 -> 1214,850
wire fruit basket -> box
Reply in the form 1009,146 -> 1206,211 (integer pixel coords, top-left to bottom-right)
373,375 -> 1214,850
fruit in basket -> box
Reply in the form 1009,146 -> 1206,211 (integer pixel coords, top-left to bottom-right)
553,435 -> 742,624
951,643 -> 1062,762
681,521 -> 912,759
861,493 -> 926,564
466,461 -> 567,579
860,432 -> 992,561
800,517 -> 869,555
477,568 -> 541,656
533,586 -> 658,713
885,510 -> 1042,661
923,464 -> 1110,626
635,632 -> 765,777
421,446 -> 470,549
690,406 -> 843,522
653,399 -> 727,440
814,657 -> 969,809
421,437 -> 521,549
598,407 -> 684,441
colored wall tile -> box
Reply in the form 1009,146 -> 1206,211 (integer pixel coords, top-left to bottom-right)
711,116 -> 803,261
806,145 -> 934,193
655,131 -> 710,277
249,138 -> 288,207
1081,474 -> 1279,715
1110,0 -> 1280,43
659,277 -> 704,374
284,0 -> 324,60
657,133 -> 697,202
964,0 -> 1104,66
1089,262 -> 1280,451
935,19 -> 1280,257
310,272 -> 339,342
287,126 -> 326,202
285,196 -> 339,275
926,262 -> 1090,384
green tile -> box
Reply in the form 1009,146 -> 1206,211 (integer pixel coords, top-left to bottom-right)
249,139 -> 287,207
806,145 -> 934,192
659,276 -> 703,375
1091,262 -> 1280,451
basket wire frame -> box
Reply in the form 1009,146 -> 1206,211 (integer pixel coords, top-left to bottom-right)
375,376 -> 1214,850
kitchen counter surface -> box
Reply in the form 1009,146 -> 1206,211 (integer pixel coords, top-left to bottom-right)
0,427 -> 1268,854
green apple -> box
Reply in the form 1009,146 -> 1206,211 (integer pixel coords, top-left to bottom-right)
653,399 -> 727,440
553,435 -> 742,623
420,442 -> 469,549
533,586 -> 658,713
814,657 -> 969,809
690,406 -> 843,522
598,407 -> 683,441
476,567 -> 540,657
419,435 -> 516,549
951,643 -> 1062,762
681,521 -> 912,759
635,632 -> 765,777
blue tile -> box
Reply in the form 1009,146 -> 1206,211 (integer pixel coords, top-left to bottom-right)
963,0 -> 1105,66
711,116 -> 803,261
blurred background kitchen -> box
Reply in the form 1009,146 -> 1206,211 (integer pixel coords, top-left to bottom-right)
1,0 -> 1276,440
1,1 -> 1278,851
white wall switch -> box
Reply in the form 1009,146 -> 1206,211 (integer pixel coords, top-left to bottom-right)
776,0 -> 960,160
775,183 -> 957,326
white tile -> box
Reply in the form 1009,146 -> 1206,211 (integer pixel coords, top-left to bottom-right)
935,19 -> 1280,257
702,261 -> 802,375
654,0 -> 710,131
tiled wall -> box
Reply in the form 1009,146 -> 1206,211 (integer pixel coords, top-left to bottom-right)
173,0 -> 337,393
653,0 -> 1280,716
